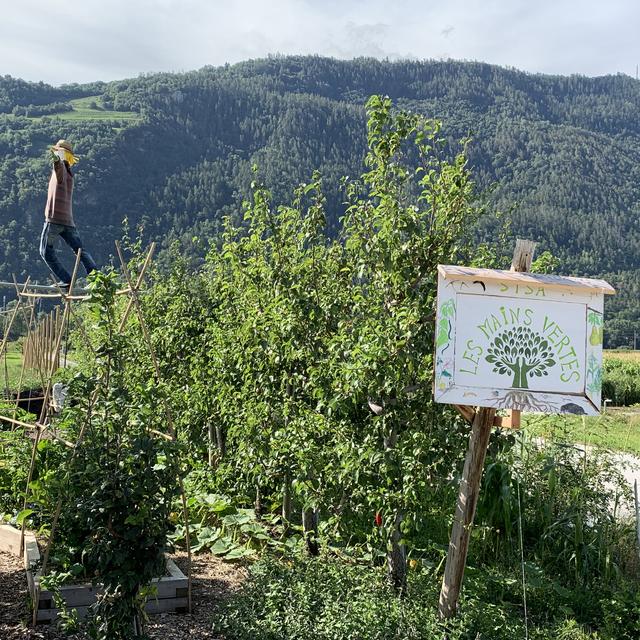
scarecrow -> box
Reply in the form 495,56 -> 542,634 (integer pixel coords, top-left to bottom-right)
39,139 -> 98,288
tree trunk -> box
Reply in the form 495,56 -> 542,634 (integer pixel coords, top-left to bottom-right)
387,510 -> 407,592
215,423 -> 226,459
383,423 -> 407,592
207,421 -> 215,468
302,506 -> 319,556
282,473 -> 292,530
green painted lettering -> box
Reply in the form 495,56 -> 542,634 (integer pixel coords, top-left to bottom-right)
560,369 -> 581,383
546,325 -> 563,342
477,318 -> 493,339
465,339 -> 483,356
561,359 -> 579,371
559,346 -> 577,361
523,308 -> 534,326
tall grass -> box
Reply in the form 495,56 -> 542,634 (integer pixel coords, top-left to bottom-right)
523,412 -> 640,454
602,355 -> 640,406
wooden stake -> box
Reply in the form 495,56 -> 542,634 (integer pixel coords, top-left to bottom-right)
115,241 -> 193,614
27,253 -> 82,625
438,239 -> 536,619
35,249 -> 143,596
117,243 -> 156,332
0,278 -> 30,367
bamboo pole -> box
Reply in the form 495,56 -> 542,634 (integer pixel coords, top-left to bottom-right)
0,278 -> 30,367
3,306 -> 9,400
21,254 -> 80,559
118,243 -> 156,332
36,381 -> 102,602
635,480 -> 639,559
44,313 -> 50,374
0,414 -> 74,448
33,243 -> 176,629
30,254 -> 84,626
53,307 -> 60,370
0,414 -> 33,430
115,241 -> 193,614
20,423 -> 42,558
0,279 -> 32,411
19,244 -> 172,627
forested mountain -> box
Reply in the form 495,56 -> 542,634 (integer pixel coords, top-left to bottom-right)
1,57 -> 639,346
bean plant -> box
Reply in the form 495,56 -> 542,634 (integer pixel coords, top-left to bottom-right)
42,271 -> 182,639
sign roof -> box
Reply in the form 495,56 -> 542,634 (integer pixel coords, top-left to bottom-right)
438,265 -> 615,295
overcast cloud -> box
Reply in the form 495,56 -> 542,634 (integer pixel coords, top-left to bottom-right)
2,0 -> 638,85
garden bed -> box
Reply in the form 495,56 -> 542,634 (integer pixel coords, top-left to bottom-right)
0,523 -> 188,625
1,545 -> 244,640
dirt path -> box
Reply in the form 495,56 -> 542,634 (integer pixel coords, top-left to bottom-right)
0,549 -> 246,640
0,549 -> 61,640
613,450 -> 640,515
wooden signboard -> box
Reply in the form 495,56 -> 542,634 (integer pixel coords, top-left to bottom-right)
437,244 -> 616,620
434,265 -> 615,416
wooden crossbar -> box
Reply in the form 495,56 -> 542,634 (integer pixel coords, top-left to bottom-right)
17,287 -> 133,300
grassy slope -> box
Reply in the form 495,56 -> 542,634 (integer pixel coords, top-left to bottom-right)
27,95 -> 139,122
605,349 -> 640,362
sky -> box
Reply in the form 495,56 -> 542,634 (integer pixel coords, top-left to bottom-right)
2,0 -> 639,86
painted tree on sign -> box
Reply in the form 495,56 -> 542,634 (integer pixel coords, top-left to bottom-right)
485,326 -> 556,388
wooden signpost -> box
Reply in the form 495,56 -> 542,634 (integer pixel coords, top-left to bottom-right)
436,240 -> 615,618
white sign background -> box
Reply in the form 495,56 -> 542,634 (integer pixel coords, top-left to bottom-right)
453,295 -> 586,394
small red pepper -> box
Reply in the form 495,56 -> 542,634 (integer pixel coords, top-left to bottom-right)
374,511 -> 383,527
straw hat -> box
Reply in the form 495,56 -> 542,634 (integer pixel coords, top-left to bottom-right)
52,139 -> 74,153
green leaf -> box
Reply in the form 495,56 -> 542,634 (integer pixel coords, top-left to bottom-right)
209,537 -> 235,555
16,509 -> 34,526
224,546 -> 256,560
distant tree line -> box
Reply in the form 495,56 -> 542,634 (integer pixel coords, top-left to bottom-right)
11,102 -> 73,117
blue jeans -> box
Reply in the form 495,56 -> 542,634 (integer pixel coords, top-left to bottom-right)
39,222 -> 98,284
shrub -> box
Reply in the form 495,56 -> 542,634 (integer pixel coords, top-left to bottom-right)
602,358 -> 640,406
214,554 -> 628,639
39,271 -> 183,639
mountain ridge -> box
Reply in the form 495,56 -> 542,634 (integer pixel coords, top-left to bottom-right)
1,56 -> 639,346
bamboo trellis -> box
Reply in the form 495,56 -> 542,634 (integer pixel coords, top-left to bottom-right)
22,307 -> 63,372
0,242 -> 193,630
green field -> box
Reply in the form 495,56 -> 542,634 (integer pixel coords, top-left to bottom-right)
604,349 -> 640,362
0,343 -> 42,392
22,95 -> 140,123
58,96 -> 139,122
523,410 -> 640,455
